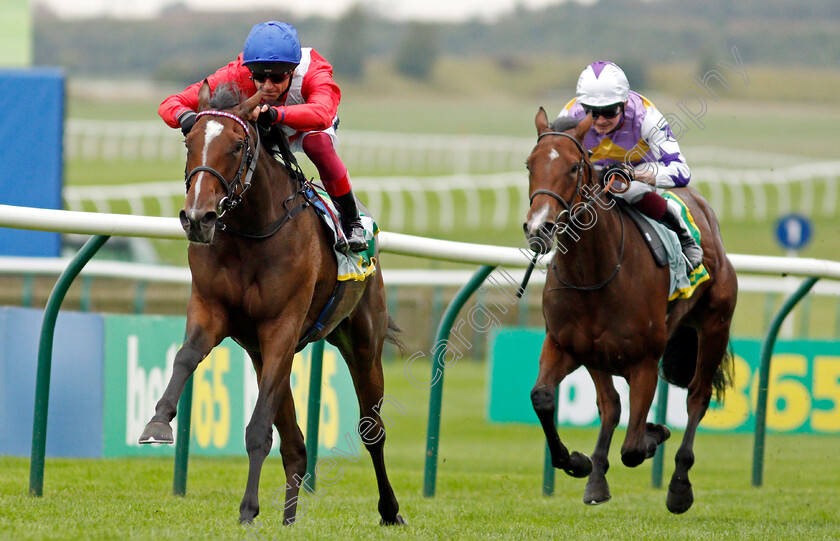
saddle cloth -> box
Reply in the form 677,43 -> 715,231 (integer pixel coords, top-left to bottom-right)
305,186 -> 378,282
637,192 -> 710,301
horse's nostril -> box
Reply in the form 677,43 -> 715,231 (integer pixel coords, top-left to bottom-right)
179,210 -> 190,230
201,211 -> 218,228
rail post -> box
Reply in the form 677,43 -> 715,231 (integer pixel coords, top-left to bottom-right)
752,276 -> 819,487
423,265 -> 495,498
29,234 -> 109,496
651,377 -> 670,488
304,339 -> 326,492
172,374 -> 193,496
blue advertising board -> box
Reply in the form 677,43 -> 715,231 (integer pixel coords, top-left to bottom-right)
0,69 -> 64,256
0,308 -> 361,458
0,307 -> 103,457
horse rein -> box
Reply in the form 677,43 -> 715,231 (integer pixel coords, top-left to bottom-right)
529,130 -> 626,292
184,110 -> 260,218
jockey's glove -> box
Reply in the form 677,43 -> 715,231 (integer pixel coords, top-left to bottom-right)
601,162 -> 635,194
178,111 -> 198,136
257,106 -> 279,128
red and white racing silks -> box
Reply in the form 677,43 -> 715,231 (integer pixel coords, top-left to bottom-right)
158,48 -> 341,139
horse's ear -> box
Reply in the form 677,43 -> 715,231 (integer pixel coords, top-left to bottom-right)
197,80 -> 211,112
238,90 -> 263,119
574,113 -> 594,141
535,107 -> 550,135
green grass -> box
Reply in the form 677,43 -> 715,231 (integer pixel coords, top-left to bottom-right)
2,360 -> 839,540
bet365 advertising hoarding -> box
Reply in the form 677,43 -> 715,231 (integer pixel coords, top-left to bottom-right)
488,328 -> 840,434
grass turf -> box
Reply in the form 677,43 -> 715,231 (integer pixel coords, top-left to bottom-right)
2,360 -> 839,540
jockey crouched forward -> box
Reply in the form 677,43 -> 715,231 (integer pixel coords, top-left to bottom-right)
159,21 -> 367,253
558,61 -> 704,273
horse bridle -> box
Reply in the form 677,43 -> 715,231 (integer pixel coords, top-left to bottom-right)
529,131 -> 596,228
184,110 -> 260,218
529,130 -> 626,291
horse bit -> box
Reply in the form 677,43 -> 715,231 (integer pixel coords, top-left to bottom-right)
529,130 -> 626,291
184,110 -> 260,219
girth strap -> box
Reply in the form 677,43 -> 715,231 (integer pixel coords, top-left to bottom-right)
296,279 -> 347,351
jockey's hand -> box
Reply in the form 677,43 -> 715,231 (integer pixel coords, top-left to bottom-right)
256,105 -> 279,128
178,111 -> 197,136
602,163 -> 635,194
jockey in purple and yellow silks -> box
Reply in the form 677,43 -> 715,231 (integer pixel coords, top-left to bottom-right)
557,61 -> 704,272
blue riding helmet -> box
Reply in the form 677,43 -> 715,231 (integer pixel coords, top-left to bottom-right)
243,21 -> 301,74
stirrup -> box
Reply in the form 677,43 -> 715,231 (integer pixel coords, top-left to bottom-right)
335,221 -> 367,253
680,240 -> 704,273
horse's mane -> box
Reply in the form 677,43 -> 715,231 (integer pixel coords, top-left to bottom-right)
209,83 -> 245,111
550,116 -> 581,133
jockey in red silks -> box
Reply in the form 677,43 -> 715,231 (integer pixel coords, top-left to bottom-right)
159,21 -> 367,253
558,61 -> 704,272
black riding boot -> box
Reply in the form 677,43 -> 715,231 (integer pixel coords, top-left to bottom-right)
331,191 -> 368,253
659,204 -> 704,272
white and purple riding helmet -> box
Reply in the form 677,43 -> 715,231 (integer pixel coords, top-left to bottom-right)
575,61 -> 630,107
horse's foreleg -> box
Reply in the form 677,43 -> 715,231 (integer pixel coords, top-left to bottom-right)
667,327 -> 729,514
240,340 -> 295,525
531,335 -> 591,478
620,362 -> 664,468
272,381 -> 307,526
139,313 -> 223,444
583,369 -> 621,504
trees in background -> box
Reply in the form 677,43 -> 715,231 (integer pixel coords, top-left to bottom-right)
394,22 -> 439,79
330,4 -> 368,80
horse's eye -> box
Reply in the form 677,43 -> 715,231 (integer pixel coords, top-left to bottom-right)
525,161 -> 531,172
234,141 -> 245,153
570,164 -> 579,175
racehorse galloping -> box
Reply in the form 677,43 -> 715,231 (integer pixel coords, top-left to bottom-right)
524,108 -> 737,513
138,82 -> 405,526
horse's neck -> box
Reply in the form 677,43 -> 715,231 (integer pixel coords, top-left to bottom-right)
239,157 -> 299,225
553,200 -> 622,274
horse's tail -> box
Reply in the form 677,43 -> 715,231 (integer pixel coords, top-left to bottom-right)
660,327 -> 734,403
712,341 -> 735,403
385,316 -> 407,356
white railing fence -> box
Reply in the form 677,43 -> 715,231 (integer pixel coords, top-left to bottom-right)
64,121 -> 840,230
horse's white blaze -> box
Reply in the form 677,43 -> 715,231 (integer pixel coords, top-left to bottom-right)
548,148 -> 560,161
527,202 -> 551,235
193,119 -> 224,200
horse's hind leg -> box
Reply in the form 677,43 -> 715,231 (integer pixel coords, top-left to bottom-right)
139,309 -> 225,444
331,303 -> 404,525
273,380 -> 307,525
531,335 -> 592,478
583,369 -> 621,505
667,324 -> 731,514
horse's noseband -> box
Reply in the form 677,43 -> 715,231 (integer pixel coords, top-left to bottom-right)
184,110 -> 260,218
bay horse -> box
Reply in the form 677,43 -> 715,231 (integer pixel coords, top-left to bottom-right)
524,108 -> 737,513
138,82 -> 405,526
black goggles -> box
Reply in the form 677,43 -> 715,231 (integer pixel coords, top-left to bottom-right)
583,103 -> 623,119
251,71 -> 292,84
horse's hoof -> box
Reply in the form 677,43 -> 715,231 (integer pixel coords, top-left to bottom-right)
666,478 -> 694,514
621,448 -> 646,468
646,423 -> 671,444
138,421 -> 173,444
239,509 -> 259,524
564,451 -> 593,478
380,514 -> 407,526
583,476 -> 611,505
